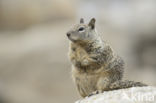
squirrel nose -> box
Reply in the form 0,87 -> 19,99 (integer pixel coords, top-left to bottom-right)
67,33 -> 71,37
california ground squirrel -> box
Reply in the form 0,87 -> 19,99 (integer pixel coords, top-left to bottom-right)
66,18 -> 147,98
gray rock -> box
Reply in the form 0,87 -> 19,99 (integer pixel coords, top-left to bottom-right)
76,86 -> 156,103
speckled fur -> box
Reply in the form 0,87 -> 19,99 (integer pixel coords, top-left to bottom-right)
67,18 -> 147,98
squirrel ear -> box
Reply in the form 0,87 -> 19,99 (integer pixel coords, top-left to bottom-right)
88,18 -> 96,29
80,18 -> 84,24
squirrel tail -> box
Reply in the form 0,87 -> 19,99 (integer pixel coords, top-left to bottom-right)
109,80 -> 147,90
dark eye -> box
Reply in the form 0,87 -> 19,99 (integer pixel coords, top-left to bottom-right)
78,27 -> 84,31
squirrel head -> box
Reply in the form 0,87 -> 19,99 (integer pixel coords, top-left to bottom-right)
66,18 -> 97,44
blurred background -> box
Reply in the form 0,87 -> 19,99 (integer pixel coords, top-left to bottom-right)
0,0 -> 156,103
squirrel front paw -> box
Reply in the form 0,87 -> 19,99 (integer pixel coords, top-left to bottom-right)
81,59 -> 89,66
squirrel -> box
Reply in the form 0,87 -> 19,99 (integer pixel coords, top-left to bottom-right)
66,18 -> 147,98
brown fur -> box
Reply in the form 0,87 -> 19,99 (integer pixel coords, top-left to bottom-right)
67,18 -> 147,98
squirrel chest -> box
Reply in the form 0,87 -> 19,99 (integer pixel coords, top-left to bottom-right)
69,44 -> 89,66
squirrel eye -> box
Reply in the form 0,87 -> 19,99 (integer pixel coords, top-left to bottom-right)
78,27 -> 84,31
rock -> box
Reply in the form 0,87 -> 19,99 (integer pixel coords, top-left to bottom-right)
76,86 -> 156,103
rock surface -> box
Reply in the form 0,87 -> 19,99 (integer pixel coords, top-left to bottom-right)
76,86 -> 156,103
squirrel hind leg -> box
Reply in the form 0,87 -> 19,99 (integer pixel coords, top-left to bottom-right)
109,80 -> 147,90
87,90 -> 103,97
